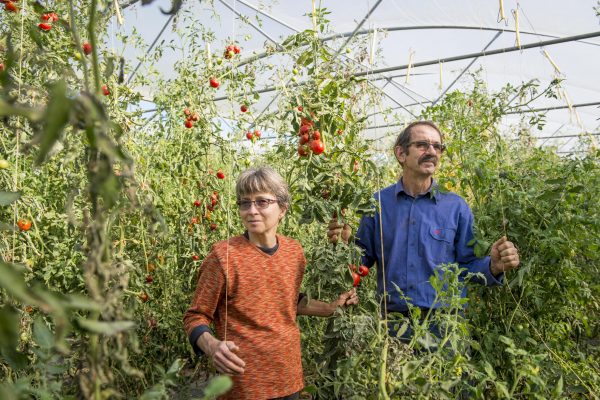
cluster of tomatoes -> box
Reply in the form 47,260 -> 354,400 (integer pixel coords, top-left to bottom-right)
183,108 -> 200,128
37,11 -> 59,31
193,190 -> 220,228
1,0 -> 18,12
223,44 -> 241,60
245,129 -> 262,141
297,113 -> 325,157
350,264 -> 370,287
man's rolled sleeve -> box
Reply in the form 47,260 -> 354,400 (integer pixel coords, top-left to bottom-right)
455,204 -> 503,286
356,213 -> 377,268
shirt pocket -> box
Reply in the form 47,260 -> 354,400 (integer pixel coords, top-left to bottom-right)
419,226 -> 456,264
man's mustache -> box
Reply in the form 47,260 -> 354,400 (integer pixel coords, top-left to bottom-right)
419,155 -> 437,165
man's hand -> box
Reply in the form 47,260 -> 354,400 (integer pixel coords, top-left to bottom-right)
327,219 -> 352,244
334,288 -> 359,308
490,236 -> 520,276
200,334 -> 246,375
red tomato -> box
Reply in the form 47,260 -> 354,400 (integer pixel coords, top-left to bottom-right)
312,130 -> 321,141
184,108 -> 191,116
82,42 -> 92,55
352,272 -> 361,287
209,77 -> 219,88
299,125 -> 311,135
300,117 -> 313,127
224,45 -> 235,59
184,120 -> 193,129
101,85 -> 110,96
192,255 -> 200,261
298,145 -> 309,157
210,223 -> 217,231
190,112 -> 199,122
194,200 -> 201,207
17,219 -> 31,232
297,106 -> 303,112
139,292 -> 150,302
240,105 -> 248,113
5,1 -> 17,12
38,22 -> 52,31
145,275 -> 154,284
246,131 -> 253,140
358,265 -> 369,277
254,130 -> 261,138
299,134 -> 309,145
233,45 -> 241,54
216,170 -> 225,179
191,217 -> 198,224
310,140 -> 325,155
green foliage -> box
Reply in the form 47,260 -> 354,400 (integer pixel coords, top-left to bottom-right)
0,3 -> 598,400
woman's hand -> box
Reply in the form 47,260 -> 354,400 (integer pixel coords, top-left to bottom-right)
199,334 -> 246,375
334,288 -> 359,308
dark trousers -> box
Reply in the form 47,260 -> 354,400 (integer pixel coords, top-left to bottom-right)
270,391 -> 300,400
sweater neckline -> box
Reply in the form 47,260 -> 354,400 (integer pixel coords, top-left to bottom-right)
240,232 -> 281,258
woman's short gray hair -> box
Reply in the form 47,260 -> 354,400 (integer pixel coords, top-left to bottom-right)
236,166 -> 291,209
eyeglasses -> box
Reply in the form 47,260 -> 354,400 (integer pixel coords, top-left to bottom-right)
407,140 -> 446,154
237,198 -> 279,210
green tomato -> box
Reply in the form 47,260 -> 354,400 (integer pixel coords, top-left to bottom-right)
292,68 -> 299,75
0,159 -> 10,169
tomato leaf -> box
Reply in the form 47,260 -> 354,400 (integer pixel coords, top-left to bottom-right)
202,376 -> 233,398
0,262 -> 38,305
0,191 -> 20,206
0,307 -> 28,371
33,317 -> 53,349
76,319 -> 135,335
34,81 -> 72,165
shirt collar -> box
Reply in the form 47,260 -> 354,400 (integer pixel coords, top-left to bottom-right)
395,178 -> 440,202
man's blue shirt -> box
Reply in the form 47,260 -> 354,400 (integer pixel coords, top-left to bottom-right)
355,179 -> 502,312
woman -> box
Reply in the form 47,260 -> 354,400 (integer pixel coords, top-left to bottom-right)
183,166 -> 358,400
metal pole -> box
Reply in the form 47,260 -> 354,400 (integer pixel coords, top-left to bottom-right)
235,0 -> 300,32
126,13 -> 175,84
432,31 -> 502,105
535,132 -> 599,140
214,32 -> 600,101
354,31 -> 600,78
218,0 -> 284,50
320,25 -> 600,48
505,101 -> 600,114
329,0 -> 385,61
233,24 -> 600,69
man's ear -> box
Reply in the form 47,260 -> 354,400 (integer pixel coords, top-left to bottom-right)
394,146 -> 406,164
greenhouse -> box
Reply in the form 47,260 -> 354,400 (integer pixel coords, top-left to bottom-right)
1,0 -> 599,398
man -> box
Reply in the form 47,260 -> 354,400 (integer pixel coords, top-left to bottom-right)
328,121 -> 520,334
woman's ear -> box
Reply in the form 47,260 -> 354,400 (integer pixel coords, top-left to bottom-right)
278,205 -> 288,221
